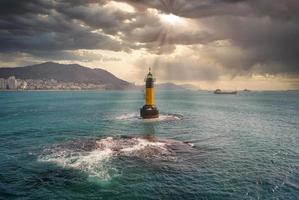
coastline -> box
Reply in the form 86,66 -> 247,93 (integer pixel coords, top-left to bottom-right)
0,89 -> 107,92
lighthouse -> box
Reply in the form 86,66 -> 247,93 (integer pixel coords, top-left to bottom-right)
140,68 -> 159,119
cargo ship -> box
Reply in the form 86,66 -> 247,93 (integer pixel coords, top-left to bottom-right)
214,89 -> 237,94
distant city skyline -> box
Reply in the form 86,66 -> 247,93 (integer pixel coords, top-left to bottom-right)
0,0 -> 298,90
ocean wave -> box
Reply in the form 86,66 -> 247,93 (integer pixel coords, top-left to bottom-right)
115,113 -> 183,122
38,135 -> 194,181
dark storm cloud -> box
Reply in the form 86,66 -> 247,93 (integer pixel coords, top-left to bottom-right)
0,0 -> 208,55
0,0 -> 298,79
118,0 -> 299,77
192,14 -> 299,77
0,31 -> 121,52
0,0 -> 52,15
55,1 -> 135,34
0,0 -> 123,54
119,0 -> 299,20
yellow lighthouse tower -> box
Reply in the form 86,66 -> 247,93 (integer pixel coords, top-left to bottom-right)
140,68 -> 159,119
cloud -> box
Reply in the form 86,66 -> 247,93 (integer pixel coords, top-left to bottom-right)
0,0 -> 124,53
0,0 -> 298,84
0,0 -> 52,16
56,2 -> 134,34
118,0 -> 299,78
152,57 -> 221,81
197,15 -> 299,76
135,49 -> 223,81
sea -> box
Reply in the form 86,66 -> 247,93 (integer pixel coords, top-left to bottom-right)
0,90 -> 298,200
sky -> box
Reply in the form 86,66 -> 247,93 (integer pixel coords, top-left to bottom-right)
0,0 -> 299,90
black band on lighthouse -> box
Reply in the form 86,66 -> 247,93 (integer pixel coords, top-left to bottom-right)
146,78 -> 153,88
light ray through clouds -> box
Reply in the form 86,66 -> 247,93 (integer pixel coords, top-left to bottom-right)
139,2 -> 194,83
0,0 -> 299,90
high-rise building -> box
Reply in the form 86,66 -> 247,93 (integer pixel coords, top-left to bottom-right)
0,78 -> 6,89
7,76 -> 17,89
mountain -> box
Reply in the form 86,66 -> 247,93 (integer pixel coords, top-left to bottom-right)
0,62 -> 132,89
134,82 -> 190,90
155,82 -> 186,90
179,84 -> 200,91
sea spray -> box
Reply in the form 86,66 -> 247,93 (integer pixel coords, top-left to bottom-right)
38,136 -> 194,181
115,113 -> 183,121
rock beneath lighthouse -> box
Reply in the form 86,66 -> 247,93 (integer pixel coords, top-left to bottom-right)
140,105 -> 159,119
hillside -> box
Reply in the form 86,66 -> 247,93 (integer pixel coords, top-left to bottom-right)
0,62 -> 132,90
134,82 -> 190,91
156,83 -> 186,90
179,84 -> 200,91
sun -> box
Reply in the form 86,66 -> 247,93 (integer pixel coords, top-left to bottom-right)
160,13 -> 182,25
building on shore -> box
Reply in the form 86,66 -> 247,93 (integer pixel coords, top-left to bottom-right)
0,78 -> 6,89
7,76 -> 17,89
17,79 -> 27,89
0,76 -> 19,89
0,77 -> 107,90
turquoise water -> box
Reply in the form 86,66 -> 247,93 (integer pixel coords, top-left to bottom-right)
0,90 -> 298,200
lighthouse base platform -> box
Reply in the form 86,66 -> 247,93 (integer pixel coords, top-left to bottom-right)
140,105 -> 159,119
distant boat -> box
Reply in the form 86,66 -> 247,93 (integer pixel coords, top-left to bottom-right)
243,89 -> 251,92
214,89 -> 237,94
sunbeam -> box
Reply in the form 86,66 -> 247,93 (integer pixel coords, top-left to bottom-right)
160,13 -> 182,25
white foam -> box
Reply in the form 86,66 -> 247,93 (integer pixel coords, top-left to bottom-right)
38,136 -> 192,181
115,113 -> 182,122
146,114 -> 182,121
120,138 -> 167,153
115,113 -> 137,120
38,144 -> 115,181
